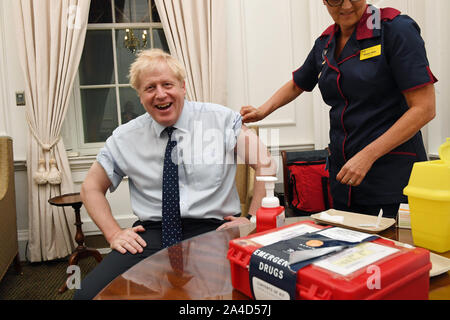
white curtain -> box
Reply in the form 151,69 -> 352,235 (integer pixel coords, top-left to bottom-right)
13,0 -> 90,262
155,0 -> 227,105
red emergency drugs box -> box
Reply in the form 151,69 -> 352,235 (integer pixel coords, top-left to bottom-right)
227,221 -> 431,300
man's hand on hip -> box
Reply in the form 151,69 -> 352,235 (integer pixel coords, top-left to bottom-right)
216,216 -> 251,231
109,226 -> 147,254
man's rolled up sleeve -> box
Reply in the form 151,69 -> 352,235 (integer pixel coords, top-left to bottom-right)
96,141 -> 126,192
226,112 -> 243,153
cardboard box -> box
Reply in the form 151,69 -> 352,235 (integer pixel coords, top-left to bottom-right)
398,203 -> 411,229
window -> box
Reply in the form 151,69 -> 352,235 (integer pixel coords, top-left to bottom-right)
64,0 -> 169,155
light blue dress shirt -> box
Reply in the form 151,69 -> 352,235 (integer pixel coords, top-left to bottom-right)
97,100 -> 242,221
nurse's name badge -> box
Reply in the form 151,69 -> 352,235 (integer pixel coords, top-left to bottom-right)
360,44 -> 381,61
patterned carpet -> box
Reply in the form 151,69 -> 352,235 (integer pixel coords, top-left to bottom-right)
0,256 -> 100,300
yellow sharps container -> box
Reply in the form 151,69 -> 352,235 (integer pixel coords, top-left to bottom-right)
403,138 -> 450,253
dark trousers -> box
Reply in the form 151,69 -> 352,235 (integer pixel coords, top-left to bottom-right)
73,218 -> 225,300
333,200 -> 400,219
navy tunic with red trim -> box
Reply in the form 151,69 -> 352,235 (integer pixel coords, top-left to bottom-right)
293,5 -> 437,206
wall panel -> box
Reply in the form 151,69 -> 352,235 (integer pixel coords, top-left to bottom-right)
227,0 -> 315,150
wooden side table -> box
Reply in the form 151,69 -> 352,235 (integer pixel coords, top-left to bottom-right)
48,192 -> 103,293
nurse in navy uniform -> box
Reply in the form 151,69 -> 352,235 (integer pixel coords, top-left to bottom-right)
240,0 -> 437,218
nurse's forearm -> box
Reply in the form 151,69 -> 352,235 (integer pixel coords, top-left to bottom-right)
259,80 -> 303,117
363,85 -> 436,161
337,85 -> 435,186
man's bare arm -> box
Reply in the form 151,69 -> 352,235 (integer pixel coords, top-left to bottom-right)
81,161 -> 147,254
217,125 -> 277,230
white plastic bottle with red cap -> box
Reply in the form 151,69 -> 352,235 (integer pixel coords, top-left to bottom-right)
253,176 -> 285,233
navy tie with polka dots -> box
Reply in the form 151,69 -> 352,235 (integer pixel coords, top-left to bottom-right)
161,127 -> 183,248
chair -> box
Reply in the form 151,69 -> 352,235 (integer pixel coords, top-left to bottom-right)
235,126 -> 259,216
0,136 -> 21,281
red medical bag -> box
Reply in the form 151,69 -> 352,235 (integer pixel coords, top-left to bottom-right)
283,150 -> 333,214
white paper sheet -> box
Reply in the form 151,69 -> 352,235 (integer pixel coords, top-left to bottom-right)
251,224 -> 321,246
313,242 -> 399,276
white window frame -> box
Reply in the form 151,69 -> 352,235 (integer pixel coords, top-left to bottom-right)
63,1 -> 165,157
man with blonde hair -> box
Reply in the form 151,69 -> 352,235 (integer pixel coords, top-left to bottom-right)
129,49 -> 187,90
74,49 -> 275,299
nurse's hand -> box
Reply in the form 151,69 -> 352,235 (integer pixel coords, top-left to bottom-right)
240,106 -> 265,123
336,150 -> 376,187
216,216 -> 251,231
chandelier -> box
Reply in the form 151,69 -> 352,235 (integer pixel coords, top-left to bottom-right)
124,29 -> 148,54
